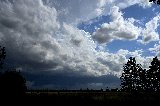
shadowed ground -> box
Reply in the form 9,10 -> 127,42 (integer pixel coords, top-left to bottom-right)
2,91 -> 159,106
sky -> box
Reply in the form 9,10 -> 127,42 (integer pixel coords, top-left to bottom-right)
0,0 -> 160,90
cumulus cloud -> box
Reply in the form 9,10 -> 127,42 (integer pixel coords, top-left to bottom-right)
0,0 -> 156,89
116,49 -> 152,69
115,0 -> 152,9
0,0 -> 60,70
92,6 -> 141,44
92,6 -> 160,44
149,42 -> 160,57
139,15 -> 160,44
0,0 -> 127,77
42,0 -> 151,25
43,0 -> 108,25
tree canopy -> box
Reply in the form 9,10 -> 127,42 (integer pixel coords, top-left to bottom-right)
149,0 -> 160,5
0,70 -> 27,96
121,56 -> 160,92
0,46 -> 6,69
0,46 -> 27,96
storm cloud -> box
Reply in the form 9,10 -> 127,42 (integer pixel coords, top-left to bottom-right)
0,0 -> 157,89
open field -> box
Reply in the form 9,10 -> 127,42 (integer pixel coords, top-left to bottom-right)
19,91 -> 160,105
2,91 -> 160,105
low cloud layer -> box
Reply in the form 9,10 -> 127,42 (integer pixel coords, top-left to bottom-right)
25,72 -> 120,90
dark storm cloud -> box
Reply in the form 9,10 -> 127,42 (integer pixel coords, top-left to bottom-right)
0,0 -> 60,71
24,71 -> 120,89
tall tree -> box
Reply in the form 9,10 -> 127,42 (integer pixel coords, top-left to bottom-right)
0,46 -> 6,69
136,64 -> 146,91
120,57 -> 136,91
146,56 -> 160,91
0,46 -> 27,96
120,57 -> 145,91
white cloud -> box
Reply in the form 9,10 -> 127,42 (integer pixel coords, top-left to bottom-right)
0,0 -> 130,77
116,49 -> 153,69
93,6 -> 160,44
92,6 -> 141,44
149,42 -> 160,57
115,0 -> 152,9
44,0 -> 108,25
149,44 -> 160,52
42,0 -> 151,25
139,15 -> 160,44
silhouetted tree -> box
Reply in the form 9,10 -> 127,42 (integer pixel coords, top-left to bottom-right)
0,70 -> 27,96
121,56 -> 160,92
149,0 -> 160,5
0,46 -> 27,96
120,57 -> 146,92
0,46 -> 6,69
120,57 -> 136,91
146,56 -> 160,92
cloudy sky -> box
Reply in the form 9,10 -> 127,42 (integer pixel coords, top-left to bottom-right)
0,0 -> 160,90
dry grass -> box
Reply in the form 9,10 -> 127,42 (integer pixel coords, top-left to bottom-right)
23,91 -> 160,105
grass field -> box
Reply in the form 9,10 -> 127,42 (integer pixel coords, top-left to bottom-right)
19,91 -> 160,105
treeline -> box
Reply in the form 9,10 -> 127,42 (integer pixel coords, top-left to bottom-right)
121,57 -> 160,92
27,88 -> 119,93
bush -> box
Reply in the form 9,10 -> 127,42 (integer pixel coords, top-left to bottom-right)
0,70 -> 27,96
